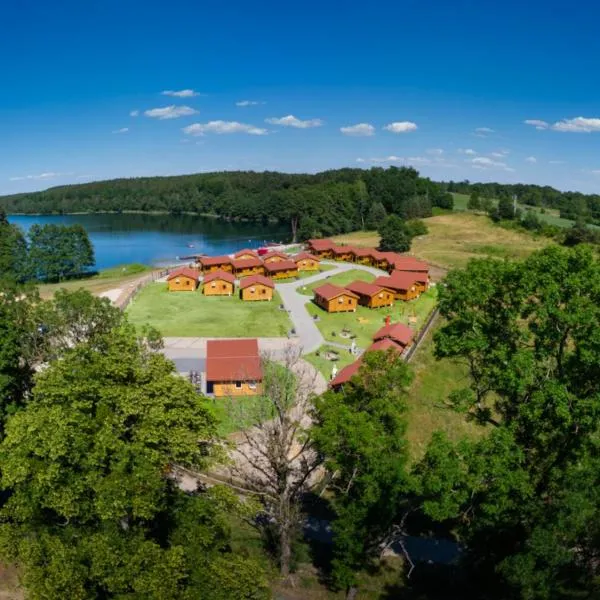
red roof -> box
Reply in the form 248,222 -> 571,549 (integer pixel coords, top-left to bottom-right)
292,252 -> 320,263
345,280 -> 386,298
388,256 -> 429,273
372,322 -> 415,347
308,239 -> 334,251
234,248 -> 259,259
239,274 -> 274,289
206,339 -> 262,383
167,267 -> 200,281
264,260 -> 298,273
200,255 -> 232,267
374,272 -> 419,292
232,257 -> 263,269
203,270 -> 235,285
352,247 -> 372,257
390,269 -> 427,285
330,359 -> 363,388
314,283 -> 359,301
366,338 -> 404,353
332,245 -> 354,255
263,251 -> 290,261
369,250 -> 389,262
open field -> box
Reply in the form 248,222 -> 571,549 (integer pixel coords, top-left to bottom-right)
304,344 -> 358,381
37,263 -> 154,299
306,287 -> 438,349
297,268 -> 375,296
126,282 -> 292,337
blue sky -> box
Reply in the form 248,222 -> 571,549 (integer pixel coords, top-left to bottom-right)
2,0 -> 600,195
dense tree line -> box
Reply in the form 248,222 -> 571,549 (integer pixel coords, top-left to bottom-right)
0,210 -> 94,281
0,168 -> 452,241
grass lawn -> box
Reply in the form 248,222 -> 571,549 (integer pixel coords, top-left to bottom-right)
297,268 -> 377,296
306,287 -> 438,349
276,264 -> 337,283
126,282 -> 292,337
38,263 -> 154,299
304,344 -> 358,381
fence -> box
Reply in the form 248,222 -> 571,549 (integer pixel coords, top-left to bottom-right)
404,306 -> 439,363
114,267 -> 172,311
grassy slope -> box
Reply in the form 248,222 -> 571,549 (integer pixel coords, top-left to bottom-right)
126,282 -> 292,337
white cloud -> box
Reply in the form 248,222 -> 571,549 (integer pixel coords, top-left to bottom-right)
383,121 -> 418,134
551,117 -> 600,133
9,172 -> 66,181
112,127 -> 129,134
524,119 -> 549,130
549,160 -> 565,165
474,127 -> 495,137
589,169 -> 600,175
426,148 -> 444,155
356,156 -> 403,164
265,114 -> 323,128
525,156 -> 537,163
470,156 -> 514,172
356,155 -> 456,168
340,123 -> 375,137
459,148 -> 477,155
182,120 -> 268,136
236,100 -> 264,107
130,110 -> 140,117
144,105 -> 198,120
161,89 -> 200,97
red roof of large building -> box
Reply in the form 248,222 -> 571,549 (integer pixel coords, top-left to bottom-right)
368,249 -> 389,262
366,338 -> 404,353
331,245 -> 354,255
345,280 -> 386,298
203,270 -> 235,284
374,272 -> 420,292
308,239 -> 334,251
390,269 -> 427,285
206,339 -> 262,383
292,252 -> 320,263
167,267 -> 200,281
232,257 -> 263,269
263,251 -> 290,262
352,247 -> 372,258
200,255 -> 233,267
314,283 -> 359,301
264,260 -> 298,273
388,256 -> 429,273
330,359 -> 363,388
372,322 -> 415,347
234,248 -> 259,259
239,274 -> 274,289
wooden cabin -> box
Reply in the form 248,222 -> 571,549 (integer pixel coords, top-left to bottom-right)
345,280 -> 394,309
239,275 -> 274,301
386,256 -> 430,280
374,272 -> 421,301
198,255 -> 233,274
389,269 -> 429,292
167,267 -> 200,291
205,339 -> 263,397
307,239 -> 334,259
263,251 -> 290,264
292,252 -> 320,271
366,338 -> 404,354
313,283 -> 359,313
331,246 -> 354,262
369,250 -> 390,270
372,322 -> 415,349
330,359 -> 362,391
203,270 -> 235,296
351,247 -> 373,265
234,248 -> 259,260
264,260 -> 299,280
232,257 -> 265,278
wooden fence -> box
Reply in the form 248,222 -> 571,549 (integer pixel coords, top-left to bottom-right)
114,268 -> 172,311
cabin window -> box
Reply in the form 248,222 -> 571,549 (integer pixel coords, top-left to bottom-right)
211,282 -> 216,288
248,381 -> 257,390
261,288 -> 266,294
235,381 -> 242,389
338,297 -> 344,304
222,284 -> 227,290
175,278 -> 180,284
378,293 -> 383,298
250,287 -> 256,293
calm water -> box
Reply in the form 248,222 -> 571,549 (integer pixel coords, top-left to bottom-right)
8,214 -> 290,270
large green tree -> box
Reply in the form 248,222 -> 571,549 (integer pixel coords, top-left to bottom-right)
0,209 -> 28,281
377,215 -> 412,252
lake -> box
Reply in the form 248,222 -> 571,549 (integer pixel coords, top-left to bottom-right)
8,213 -> 290,271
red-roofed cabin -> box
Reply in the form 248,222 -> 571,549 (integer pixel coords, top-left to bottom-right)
264,260 -> 299,280
167,267 -> 200,291
263,251 -> 290,264
351,247 -> 373,265
203,270 -> 235,296
205,339 -> 262,397
372,322 -> 415,349
387,256 -> 430,279
366,338 -> 404,354
330,359 -> 362,391
232,257 -> 265,278
369,250 -> 391,270
331,245 -> 354,262
234,248 -> 259,260
307,239 -> 334,259
292,252 -> 321,271
314,283 -> 359,313
345,280 -> 394,309
239,275 -> 274,301
389,266 -> 429,291
374,273 -> 421,301
199,255 -> 233,274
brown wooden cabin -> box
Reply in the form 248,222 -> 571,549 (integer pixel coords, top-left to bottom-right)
313,283 -> 359,313
389,268 -> 429,292
292,252 -> 320,271
372,322 -> 415,349
345,280 -> 394,309
203,270 -> 235,296
331,245 -> 354,262
307,239 -> 334,259
262,251 -> 290,264
264,260 -> 299,280
239,275 -> 274,301
232,257 -> 265,278
199,255 -> 233,274
351,247 -> 373,265
205,339 -> 262,397
386,256 -> 430,282
369,250 -> 391,270
234,248 -> 260,261
374,272 -> 421,301
167,267 -> 200,291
